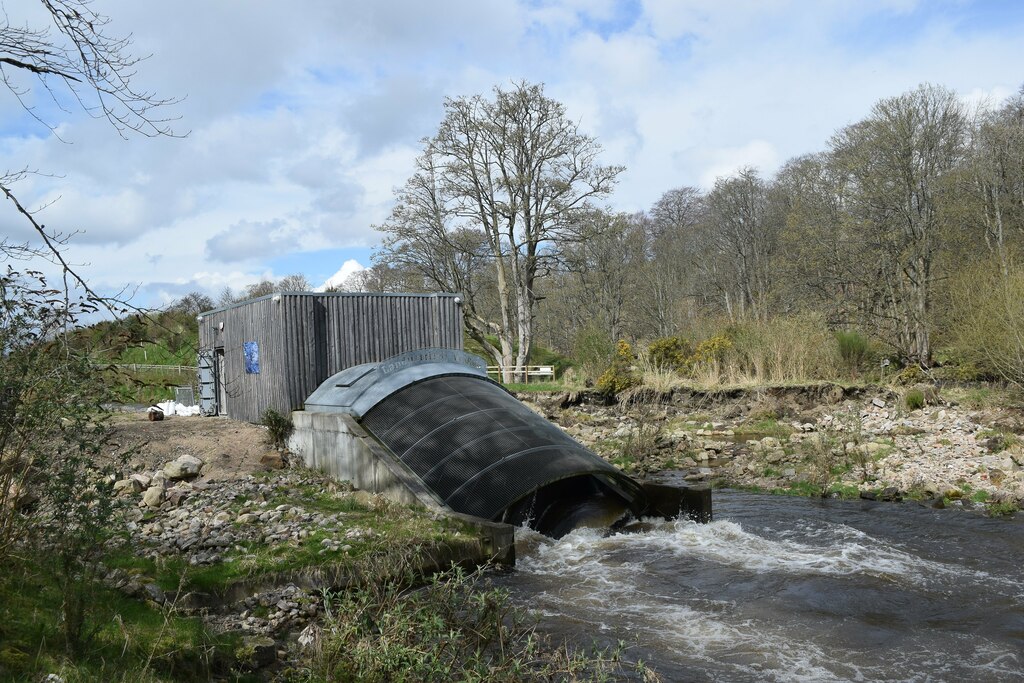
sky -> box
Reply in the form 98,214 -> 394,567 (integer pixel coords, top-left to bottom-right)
1,0 -> 1022,308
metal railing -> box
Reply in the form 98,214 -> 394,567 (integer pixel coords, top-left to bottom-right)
486,365 -> 556,383
109,363 -> 197,374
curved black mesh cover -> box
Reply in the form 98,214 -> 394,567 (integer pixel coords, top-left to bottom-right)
361,375 -> 644,521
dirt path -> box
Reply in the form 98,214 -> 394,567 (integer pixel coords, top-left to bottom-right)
108,413 -> 276,480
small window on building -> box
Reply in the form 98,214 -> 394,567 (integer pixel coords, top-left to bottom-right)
243,341 -> 260,374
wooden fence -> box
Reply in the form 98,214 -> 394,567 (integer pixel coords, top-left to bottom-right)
109,363 -> 197,375
486,365 -> 556,383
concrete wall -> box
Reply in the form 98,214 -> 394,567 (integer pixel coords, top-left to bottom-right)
288,410 -> 515,565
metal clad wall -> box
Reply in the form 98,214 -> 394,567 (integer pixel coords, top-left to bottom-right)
198,293 -> 463,423
197,296 -> 285,424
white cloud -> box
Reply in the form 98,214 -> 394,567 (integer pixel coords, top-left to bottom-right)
321,259 -> 367,291
699,140 -> 780,188
1,0 -> 1022,305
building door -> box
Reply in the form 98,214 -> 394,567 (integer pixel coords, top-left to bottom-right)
215,348 -> 227,417
197,349 -> 217,416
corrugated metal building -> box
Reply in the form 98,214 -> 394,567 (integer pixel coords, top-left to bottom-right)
197,292 -> 463,423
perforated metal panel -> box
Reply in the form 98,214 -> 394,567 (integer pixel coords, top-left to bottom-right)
361,373 -> 646,522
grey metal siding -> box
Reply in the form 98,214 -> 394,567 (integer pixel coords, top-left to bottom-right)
197,293 -> 463,424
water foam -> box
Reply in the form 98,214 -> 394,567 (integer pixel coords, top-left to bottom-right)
510,515 -> 1024,681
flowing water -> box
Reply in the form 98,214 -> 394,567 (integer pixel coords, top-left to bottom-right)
496,491 -> 1024,682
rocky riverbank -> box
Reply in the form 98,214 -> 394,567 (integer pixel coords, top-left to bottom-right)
96,416 -> 506,677
523,384 -> 1024,512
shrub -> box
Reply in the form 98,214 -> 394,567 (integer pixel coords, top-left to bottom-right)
306,565 -> 629,681
647,336 -> 692,371
691,315 -> 839,385
904,389 -> 925,411
946,259 -> 1024,389
836,330 -> 870,373
572,324 -> 615,384
1,269 -> 131,654
261,408 -> 294,449
985,500 -> 1019,517
895,364 -> 925,386
596,340 -> 640,395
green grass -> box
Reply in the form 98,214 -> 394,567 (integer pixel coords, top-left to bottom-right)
985,500 -> 1020,517
101,367 -> 194,404
970,490 -> 991,503
0,558 -> 247,682
740,417 -> 795,439
107,491 -> 478,596
117,343 -> 196,367
503,381 -> 567,392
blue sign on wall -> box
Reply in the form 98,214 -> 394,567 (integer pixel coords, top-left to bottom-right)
243,341 -> 260,374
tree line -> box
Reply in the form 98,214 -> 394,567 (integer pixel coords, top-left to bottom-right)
363,81 -> 1024,385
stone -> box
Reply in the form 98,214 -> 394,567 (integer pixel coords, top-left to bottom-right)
858,442 -> 887,457
164,455 -> 203,480
113,478 -> 143,495
142,486 -> 165,508
351,490 -> 375,506
877,487 -> 899,501
872,398 -> 886,408
260,452 -> 286,470
212,511 -> 232,527
165,488 -> 189,507
143,583 -> 166,605
239,636 -> 277,669
131,473 -> 152,488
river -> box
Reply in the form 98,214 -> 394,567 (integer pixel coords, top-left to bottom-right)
497,491 -> 1024,682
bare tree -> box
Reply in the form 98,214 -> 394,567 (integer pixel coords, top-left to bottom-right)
558,209 -> 645,343
704,167 -> 778,321
277,273 -> 312,292
831,84 -> 968,365
967,87 -> 1024,272
1,0 -> 179,303
168,291 -> 214,316
641,186 -> 707,336
377,81 -> 622,380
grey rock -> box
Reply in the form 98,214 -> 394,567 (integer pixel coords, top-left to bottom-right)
240,636 -> 277,669
164,454 -> 203,480
142,486 -> 165,508
114,478 -> 143,495
143,583 -> 166,604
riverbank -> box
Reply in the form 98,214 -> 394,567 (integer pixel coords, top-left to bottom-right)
522,383 -> 1024,514
1,414 -> 633,682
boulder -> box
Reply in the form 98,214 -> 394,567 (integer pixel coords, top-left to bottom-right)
113,478 -> 143,495
165,487 -> 189,507
142,486 -> 165,508
130,473 -> 152,488
260,452 -> 287,470
163,455 -> 203,480
879,487 -> 902,501
238,636 -> 277,669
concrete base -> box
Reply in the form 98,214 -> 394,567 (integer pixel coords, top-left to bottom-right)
641,482 -> 713,523
288,410 -> 515,565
